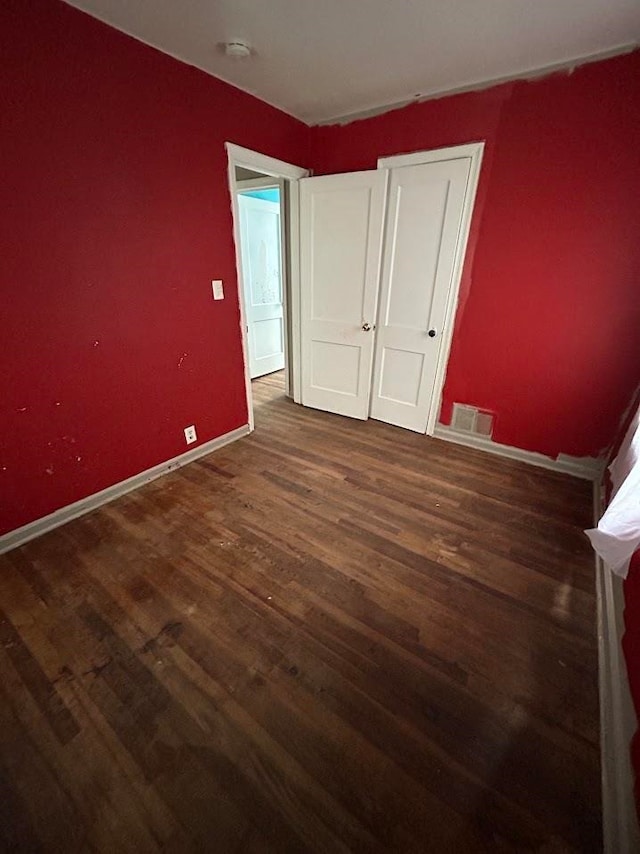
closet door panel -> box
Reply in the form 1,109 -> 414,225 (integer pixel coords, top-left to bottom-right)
300,170 -> 387,419
371,158 -> 470,432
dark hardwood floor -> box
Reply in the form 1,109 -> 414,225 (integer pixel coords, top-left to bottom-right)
0,370 -> 600,852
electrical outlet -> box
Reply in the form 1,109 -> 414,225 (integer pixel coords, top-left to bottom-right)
211,279 -> 224,300
184,425 -> 197,445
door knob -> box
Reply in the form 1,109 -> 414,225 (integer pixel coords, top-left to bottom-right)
362,322 -> 372,332
428,328 -> 437,338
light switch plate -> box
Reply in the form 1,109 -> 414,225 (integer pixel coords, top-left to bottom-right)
212,280 -> 224,300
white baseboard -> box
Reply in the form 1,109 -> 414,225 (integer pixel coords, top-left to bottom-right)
0,424 -> 251,555
594,484 -> 640,854
433,424 -> 604,480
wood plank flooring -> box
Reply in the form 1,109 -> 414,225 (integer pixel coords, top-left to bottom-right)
0,370 -> 601,852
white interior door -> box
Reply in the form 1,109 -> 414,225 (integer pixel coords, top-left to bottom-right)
370,156 -> 473,432
238,191 -> 285,378
300,171 -> 387,419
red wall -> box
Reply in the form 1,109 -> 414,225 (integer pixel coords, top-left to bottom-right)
1,0 -> 308,534
310,52 -> 640,460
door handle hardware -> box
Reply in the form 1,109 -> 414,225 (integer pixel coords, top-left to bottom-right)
428,328 -> 437,338
362,322 -> 372,332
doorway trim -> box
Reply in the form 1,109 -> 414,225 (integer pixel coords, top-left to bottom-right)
377,141 -> 484,435
226,143 -> 309,431
236,176 -> 281,192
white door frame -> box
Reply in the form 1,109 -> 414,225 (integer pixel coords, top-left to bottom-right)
226,142 -> 309,431
236,177 -> 280,192
377,141 -> 484,435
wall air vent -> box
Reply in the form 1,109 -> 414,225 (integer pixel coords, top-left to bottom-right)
451,403 -> 494,438
475,411 -> 494,438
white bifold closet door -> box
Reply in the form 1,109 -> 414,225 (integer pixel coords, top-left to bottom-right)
299,170 -> 387,419
370,157 -> 471,432
298,151 -> 475,432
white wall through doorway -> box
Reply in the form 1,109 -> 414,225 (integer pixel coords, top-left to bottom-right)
237,186 -> 285,379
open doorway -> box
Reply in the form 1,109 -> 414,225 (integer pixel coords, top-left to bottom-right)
236,170 -> 285,381
226,143 -> 308,431
237,170 -> 287,416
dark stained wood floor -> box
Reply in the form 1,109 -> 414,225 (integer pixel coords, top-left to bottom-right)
0,370 -> 601,852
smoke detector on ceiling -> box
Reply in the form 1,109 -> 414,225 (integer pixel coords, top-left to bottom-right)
225,40 -> 251,59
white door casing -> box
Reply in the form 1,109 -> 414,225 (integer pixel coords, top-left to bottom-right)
371,143 -> 484,433
226,142 -> 309,432
237,191 -> 285,378
300,170 -> 388,419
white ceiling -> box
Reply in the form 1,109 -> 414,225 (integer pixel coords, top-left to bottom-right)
64,0 -> 640,124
